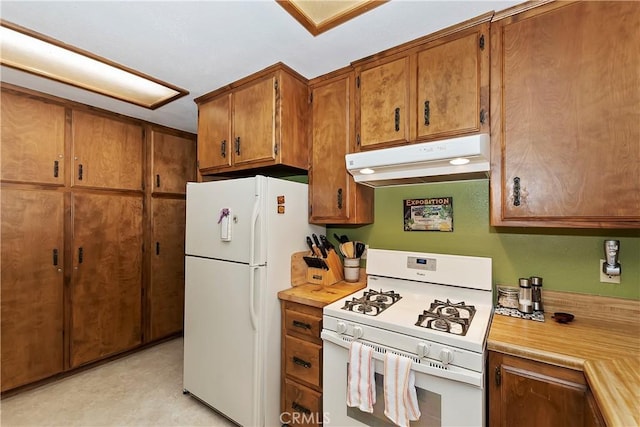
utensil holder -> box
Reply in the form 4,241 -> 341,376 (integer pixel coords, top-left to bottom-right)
305,249 -> 344,286
343,258 -> 361,282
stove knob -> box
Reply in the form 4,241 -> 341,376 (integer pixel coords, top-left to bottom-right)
439,348 -> 454,365
417,342 -> 430,358
352,326 -> 364,340
336,321 -> 347,334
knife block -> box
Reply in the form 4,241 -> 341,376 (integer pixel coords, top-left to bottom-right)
305,249 -> 344,286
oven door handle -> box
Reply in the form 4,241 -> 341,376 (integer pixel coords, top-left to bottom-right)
321,329 -> 484,388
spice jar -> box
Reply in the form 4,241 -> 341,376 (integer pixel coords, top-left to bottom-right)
530,276 -> 544,312
518,278 -> 533,314
497,286 -> 519,309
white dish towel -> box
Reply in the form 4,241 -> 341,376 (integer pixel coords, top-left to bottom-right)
346,341 -> 376,412
384,352 -> 421,427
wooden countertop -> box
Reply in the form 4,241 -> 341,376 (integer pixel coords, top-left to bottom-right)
278,277 -> 367,308
488,291 -> 640,426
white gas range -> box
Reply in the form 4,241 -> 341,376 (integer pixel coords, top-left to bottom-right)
321,249 -> 493,427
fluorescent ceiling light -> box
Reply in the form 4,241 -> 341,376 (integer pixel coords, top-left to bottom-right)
0,20 -> 188,109
277,0 -> 388,36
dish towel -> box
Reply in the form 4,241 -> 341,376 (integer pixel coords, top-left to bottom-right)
383,352 -> 421,427
346,341 -> 376,412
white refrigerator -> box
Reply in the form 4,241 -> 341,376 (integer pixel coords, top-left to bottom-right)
183,175 -> 324,427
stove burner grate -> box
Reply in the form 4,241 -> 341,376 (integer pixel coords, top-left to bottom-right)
415,299 -> 476,336
341,289 -> 402,316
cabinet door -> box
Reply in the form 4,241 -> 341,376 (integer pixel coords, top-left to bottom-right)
309,74 -> 373,224
197,94 -> 232,171
488,352 -> 587,427
151,130 -> 196,194
233,76 -> 276,166
357,56 -> 410,149
1,188 -> 64,391
1,91 -> 66,185
149,198 -> 186,341
71,111 -> 143,191
70,192 -> 142,367
490,2 -> 640,227
416,28 -> 485,139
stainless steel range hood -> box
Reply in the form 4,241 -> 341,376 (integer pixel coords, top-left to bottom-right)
345,134 -> 490,187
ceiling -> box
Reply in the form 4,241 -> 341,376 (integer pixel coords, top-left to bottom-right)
1,0 -> 521,134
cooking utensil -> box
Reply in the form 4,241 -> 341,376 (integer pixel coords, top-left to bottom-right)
340,242 -> 355,259
552,312 -> 574,324
312,234 -> 327,258
355,241 -> 366,258
333,233 -> 349,244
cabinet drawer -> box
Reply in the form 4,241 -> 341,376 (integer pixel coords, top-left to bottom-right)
284,378 -> 322,427
285,309 -> 322,340
285,336 -> 322,388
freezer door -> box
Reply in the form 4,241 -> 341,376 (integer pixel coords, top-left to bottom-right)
185,178 -> 263,264
183,256 -> 261,427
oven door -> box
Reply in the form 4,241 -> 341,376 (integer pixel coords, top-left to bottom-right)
322,333 -> 485,427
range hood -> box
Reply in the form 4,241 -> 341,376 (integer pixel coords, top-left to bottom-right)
345,134 -> 490,187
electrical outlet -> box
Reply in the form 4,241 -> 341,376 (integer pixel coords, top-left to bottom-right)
600,259 -> 621,284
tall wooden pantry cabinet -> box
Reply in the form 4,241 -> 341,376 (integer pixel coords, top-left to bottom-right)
0,84 -> 196,393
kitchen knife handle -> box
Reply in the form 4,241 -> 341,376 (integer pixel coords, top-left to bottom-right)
293,356 -> 311,369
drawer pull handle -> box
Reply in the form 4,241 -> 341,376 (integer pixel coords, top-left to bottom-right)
292,401 -> 311,415
292,320 -> 311,330
293,356 -> 311,369
394,107 -> 400,131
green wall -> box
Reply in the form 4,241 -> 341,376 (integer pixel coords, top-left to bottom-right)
328,180 -> 640,300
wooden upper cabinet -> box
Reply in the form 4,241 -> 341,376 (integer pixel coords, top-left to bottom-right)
490,1 -> 640,228
1,91 -> 66,185
71,110 -> 143,191
416,23 -> 488,140
151,129 -> 196,194
195,63 -> 309,175
70,192 -> 143,368
198,94 -> 232,170
356,56 -> 411,149
354,19 -> 490,150
233,76 -> 277,167
1,188 -> 64,391
309,70 -> 373,225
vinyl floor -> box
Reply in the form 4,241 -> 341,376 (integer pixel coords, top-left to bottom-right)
0,338 -> 236,427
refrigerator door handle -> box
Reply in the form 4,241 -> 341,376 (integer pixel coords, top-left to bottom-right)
249,265 -> 259,331
249,194 -> 261,267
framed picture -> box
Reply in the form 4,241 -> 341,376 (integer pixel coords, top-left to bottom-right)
404,197 -> 453,232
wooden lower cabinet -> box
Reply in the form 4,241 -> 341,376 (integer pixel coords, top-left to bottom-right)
281,301 -> 324,426
488,351 -> 603,427
1,188 -> 64,392
148,197 -> 186,341
70,192 -> 143,368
